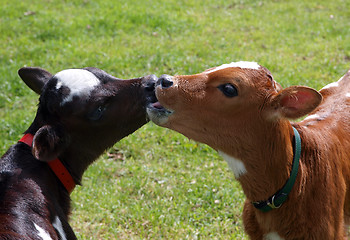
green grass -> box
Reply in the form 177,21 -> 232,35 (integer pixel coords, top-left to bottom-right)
1,0 -> 350,239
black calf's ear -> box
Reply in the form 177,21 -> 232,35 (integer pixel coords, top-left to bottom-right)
18,67 -> 53,95
32,125 -> 68,162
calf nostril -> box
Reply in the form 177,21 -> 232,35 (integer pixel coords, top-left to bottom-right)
159,74 -> 173,89
145,83 -> 155,92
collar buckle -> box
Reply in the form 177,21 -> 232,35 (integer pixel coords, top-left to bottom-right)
266,194 -> 283,209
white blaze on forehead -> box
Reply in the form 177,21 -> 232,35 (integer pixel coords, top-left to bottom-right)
34,223 -> 53,240
205,61 -> 260,74
55,69 -> 100,104
219,151 -> 247,178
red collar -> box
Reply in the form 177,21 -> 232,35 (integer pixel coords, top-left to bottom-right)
19,134 -> 76,194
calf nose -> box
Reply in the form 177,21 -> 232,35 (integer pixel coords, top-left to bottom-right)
158,74 -> 173,89
143,74 -> 157,92
143,74 -> 158,104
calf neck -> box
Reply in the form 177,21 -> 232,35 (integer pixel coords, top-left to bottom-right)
147,61 -> 350,239
0,67 -> 156,239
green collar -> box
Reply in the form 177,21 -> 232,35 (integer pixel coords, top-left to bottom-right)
252,126 -> 301,212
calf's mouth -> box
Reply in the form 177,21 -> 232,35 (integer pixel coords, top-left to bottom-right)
146,84 -> 174,126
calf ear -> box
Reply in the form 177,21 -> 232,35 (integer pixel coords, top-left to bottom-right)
270,86 -> 322,119
32,125 -> 68,162
18,67 -> 53,95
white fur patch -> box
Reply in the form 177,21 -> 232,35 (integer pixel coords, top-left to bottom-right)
218,151 -> 247,178
346,93 -> 350,98
205,61 -> 260,74
264,232 -> 285,240
303,113 -> 320,121
55,69 -> 100,104
34,223 -> 53,240
53,216 -> 67,240
321,81 -> 339,90
321,75 -> 344,90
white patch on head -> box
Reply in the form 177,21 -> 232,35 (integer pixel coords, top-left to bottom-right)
218,151 -> 247,178
55,69 -> 100,104
346,93 -> 350,98
205,61 -> 260,74
264,232 -> 285,240
53,216 -> 67,240
34,223 -> 53,240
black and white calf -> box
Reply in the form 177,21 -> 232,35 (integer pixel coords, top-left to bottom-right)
0,67 -> 156,239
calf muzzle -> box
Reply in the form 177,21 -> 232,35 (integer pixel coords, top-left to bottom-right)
142,74 -> 158,104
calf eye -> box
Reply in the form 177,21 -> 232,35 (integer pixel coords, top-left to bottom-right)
218,84 -> 238,97
88,105 -> 106,121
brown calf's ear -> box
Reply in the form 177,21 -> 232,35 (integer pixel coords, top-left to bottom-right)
32,125 -> 68,162
18,67 -> 53,95
270,86 -> 322,119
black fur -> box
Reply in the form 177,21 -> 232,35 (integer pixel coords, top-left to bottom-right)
0,67 -> 157,239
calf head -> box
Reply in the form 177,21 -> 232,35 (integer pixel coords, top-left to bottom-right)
19,67 -> 156,180
147,61 -> 322,157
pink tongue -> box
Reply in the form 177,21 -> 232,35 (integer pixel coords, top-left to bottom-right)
152,101 -> 164,109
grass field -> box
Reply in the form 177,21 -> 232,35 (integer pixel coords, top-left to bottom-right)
1,0 -> 350,239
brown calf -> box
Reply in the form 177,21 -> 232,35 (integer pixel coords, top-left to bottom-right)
147,61 -> 350,239
0,67 -> 156,239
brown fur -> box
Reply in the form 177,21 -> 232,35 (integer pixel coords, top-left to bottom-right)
148,63 -> 350,239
